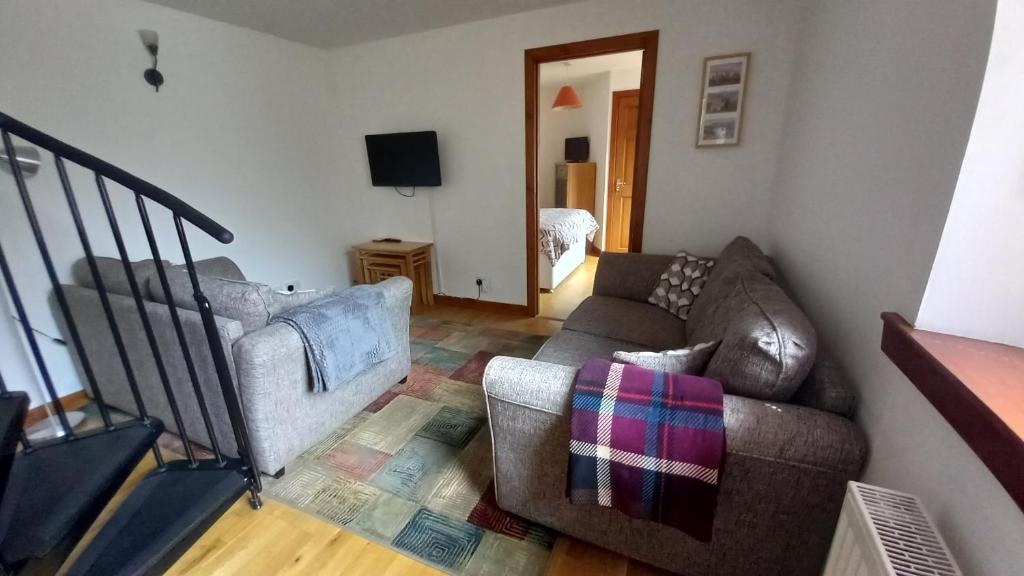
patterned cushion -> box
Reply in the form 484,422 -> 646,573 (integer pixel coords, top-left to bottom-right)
647,251 -> 716,320
612,340 -> 720,375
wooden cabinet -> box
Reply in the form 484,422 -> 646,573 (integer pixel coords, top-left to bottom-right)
555,162 -> 596,216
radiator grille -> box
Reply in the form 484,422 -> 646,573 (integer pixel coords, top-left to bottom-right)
824,482 -> 961,576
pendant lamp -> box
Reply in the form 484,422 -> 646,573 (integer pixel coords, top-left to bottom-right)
551,62 -> 583,110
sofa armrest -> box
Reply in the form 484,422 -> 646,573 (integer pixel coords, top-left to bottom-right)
61,284 -> 246,455
725,395 -> 865,476
231,276 -> 413,472
592,253 -> 675,303
483,356 -> 866,476
483,356 -> 577,415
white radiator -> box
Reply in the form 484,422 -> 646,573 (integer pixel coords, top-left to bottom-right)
823,482 -> 961,576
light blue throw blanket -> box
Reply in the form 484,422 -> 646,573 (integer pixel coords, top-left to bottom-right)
270,284 -> 396,393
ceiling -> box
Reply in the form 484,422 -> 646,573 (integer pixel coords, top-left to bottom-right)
539,50 -> 644,85
143,0 -> 582,48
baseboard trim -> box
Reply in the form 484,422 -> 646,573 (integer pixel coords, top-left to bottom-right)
25,389 -> 90,428
432,295 -> 530,316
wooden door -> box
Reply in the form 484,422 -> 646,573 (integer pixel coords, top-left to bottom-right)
606,90 -> 640,253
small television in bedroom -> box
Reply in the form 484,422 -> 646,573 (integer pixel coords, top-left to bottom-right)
365,131 -> 442,187
565,137 -> 589,163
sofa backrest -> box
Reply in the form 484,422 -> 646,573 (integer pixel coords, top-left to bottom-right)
687,237 -> 817,402
72,255 -> 245,301
188,256 -> 246,282
149,261 -> 332,334
592,253 -> 674,302
72,257 -> 171,301
715,235 -> 776,280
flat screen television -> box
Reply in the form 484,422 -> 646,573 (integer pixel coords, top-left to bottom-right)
565,136 -> 589,163
365,131 -> 442,187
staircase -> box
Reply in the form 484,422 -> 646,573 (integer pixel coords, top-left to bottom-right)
0,112 -> 262,575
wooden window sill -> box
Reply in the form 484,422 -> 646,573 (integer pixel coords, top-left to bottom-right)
881,312 -> 1024,510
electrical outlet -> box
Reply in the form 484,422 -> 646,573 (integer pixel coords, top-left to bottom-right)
279,279 -> 301,294
475,277 -> 491,294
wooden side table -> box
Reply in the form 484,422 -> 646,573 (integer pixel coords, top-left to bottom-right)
354,241 -> 434,313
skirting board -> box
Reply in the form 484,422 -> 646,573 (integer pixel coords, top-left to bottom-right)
24,389 -> 90,428
432,295 -> 530,316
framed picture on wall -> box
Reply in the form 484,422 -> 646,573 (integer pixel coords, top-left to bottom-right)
696,52 -> 750,147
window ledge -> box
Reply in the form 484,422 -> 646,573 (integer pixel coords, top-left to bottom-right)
881,312 -> 1024,511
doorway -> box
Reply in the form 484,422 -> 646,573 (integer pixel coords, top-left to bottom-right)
525,31 -> 659,317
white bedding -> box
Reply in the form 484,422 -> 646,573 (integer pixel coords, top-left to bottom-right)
539,208 -> 598,291
539,208 -> 599,266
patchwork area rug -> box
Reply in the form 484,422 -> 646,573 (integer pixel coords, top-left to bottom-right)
264,318 -> 556,575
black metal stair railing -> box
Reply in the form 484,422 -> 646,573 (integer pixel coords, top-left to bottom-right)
0,111 -> 263,574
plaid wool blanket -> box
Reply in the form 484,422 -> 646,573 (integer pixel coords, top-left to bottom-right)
568,358 -> 726,542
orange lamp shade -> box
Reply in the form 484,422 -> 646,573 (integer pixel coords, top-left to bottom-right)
551,85 -> 583,110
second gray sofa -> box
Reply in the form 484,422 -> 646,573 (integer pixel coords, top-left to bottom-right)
63,256 -> 412,475
483,237 -> 866,576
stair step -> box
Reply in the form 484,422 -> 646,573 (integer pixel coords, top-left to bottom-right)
0,392 -> 29,544
66,459 -> 250,576
0,419 -> 162,567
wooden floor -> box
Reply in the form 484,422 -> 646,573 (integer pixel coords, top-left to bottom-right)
62,304 -> 670,576
540,255 -> 599,321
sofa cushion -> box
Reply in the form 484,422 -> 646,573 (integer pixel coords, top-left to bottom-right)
688,266 -> 816,401
716,236 -> 775,280
534,330 -> 649,368
72,257 -> 171,301
685,262 -> 754,342
562,296 -> 688,351
612,340 -> 720,375
150,269 -> 331,333
186,256 -> 246,282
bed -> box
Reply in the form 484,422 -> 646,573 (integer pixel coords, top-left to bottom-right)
539,208 -> 599,290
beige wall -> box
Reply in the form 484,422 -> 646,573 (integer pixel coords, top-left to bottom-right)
766,1 -> 1024,574
0,0 -> 340,404
327,0 -> 805,304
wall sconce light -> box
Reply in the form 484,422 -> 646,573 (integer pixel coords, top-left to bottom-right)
139,29 -> 164,92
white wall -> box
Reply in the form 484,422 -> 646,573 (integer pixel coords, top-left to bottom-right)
0,0 -> 343,405
610,67 -> 642,92
327,0 -> 805,304
537,72 -> 613,248
916,0 -> 1024,348
766,1 -> 1024,574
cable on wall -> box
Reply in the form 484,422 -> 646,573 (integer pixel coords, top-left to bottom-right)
10,315 -> 65,346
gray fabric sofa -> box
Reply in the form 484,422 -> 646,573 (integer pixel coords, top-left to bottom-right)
61,256 -> 412,475
483,237 -> 866,576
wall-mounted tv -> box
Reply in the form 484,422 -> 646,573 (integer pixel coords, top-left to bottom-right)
365,131 -> 442,187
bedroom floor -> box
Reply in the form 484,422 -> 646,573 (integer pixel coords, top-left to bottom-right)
540,255 -> 598,321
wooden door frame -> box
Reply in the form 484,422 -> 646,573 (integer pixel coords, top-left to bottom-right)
525,31 -> 659,316
606,88 -> 641,253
